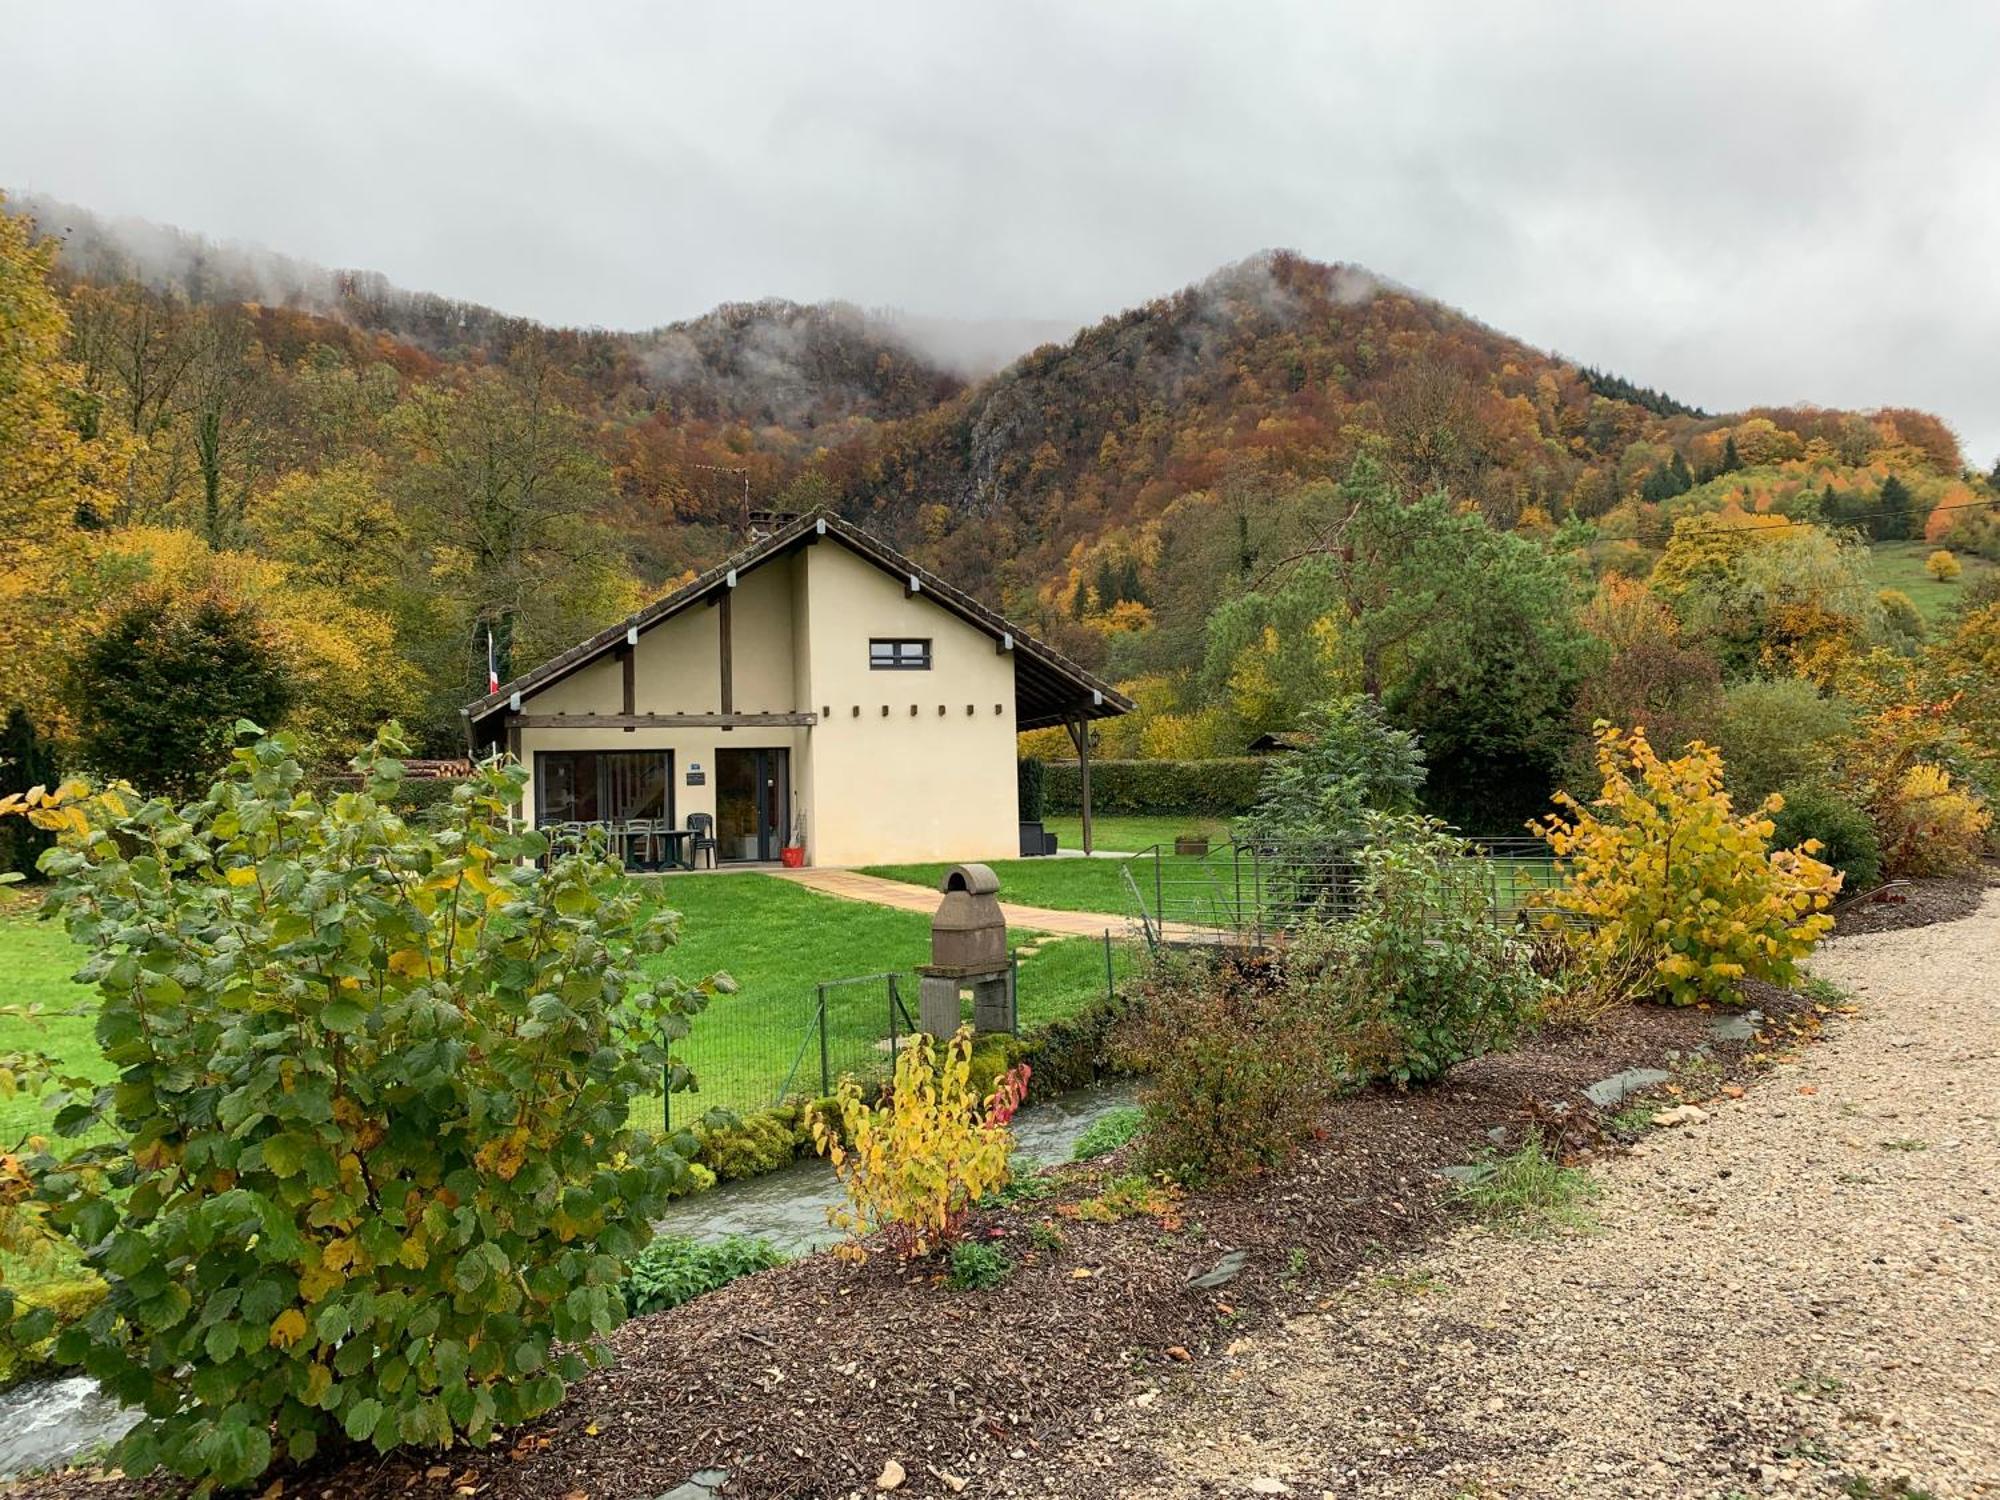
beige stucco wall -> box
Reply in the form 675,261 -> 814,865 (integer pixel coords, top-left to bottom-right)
798,542 -> 1018,866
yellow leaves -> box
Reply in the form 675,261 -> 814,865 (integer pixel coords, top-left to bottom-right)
1533,725 -> 1842,1005
226,866 -> 261,888
474,1126 -> 531,1182
387,948 -> 431,978
812,1028 -> 1028,1261
297,1262 -> 344,1305
268,1308 -> 308,1349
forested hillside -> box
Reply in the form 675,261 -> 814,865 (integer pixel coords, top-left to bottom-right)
2,192 -> 1995,855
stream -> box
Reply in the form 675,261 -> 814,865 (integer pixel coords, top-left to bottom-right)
0,1076 -> 1145,1479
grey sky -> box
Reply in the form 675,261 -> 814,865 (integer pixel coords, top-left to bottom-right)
6,0 -> 1997,461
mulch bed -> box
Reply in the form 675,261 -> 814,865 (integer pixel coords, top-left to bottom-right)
1832,869 -> 1994,936
9,992 -> 1829,1500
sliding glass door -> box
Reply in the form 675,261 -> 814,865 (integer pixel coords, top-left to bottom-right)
534,750 -> 673,826
715,747 -> 788,862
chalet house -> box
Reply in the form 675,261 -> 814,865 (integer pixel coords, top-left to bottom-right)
463,511 -> 1131,867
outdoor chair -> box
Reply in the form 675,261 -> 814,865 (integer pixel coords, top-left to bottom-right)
613,818 -> 651,868
686,812 -> 717,870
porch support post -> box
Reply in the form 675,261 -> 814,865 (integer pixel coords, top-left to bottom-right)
718,591 -> 734,722
1066,712 -> 1093,856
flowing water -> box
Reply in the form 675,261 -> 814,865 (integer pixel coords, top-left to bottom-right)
0,1075 -> 1145,1478
0,1375 -> 138,1481
653,1074 -> 1145,1252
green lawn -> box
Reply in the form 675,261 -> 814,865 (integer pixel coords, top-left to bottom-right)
1041,813 -> 1233,854
859,851 -> 1201,918
1867,540 -> 1994,623
0,908 -> 114,1145
0,875 -> 1131,1146
640,873 -> 1130,1121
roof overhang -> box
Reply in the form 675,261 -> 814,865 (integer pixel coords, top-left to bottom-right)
463,510 -> 1132,741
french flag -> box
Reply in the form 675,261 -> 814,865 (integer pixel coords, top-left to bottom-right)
487,628 -> 500,694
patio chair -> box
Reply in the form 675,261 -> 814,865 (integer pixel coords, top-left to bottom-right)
686,812 -> 717,870
615,818 -> 655,868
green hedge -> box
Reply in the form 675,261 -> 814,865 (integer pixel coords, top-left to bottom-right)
1017,757 -> 1048,822
1043,758 -> 1265,817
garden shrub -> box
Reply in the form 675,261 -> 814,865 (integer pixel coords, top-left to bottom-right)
944,1241 -> 1011,1291
693,1101 -> 818,1181
618,1235 -> 787,1316
1042,758 -> 1264,817
0,726 -> 718,1491
1873,763 -> 1991,876
1235,695 -> 1425,847
1709,677 -> 1851,804
1124,950 -> 1335,1186
1070,1105 -> 1144,1161
1532,725 -> 1841,1006
1770,780 -> 1882,891
811,1026 -> 1029,1261
1285,816 -> 1548,1085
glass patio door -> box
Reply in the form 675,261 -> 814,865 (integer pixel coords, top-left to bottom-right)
715,748 -> 789,862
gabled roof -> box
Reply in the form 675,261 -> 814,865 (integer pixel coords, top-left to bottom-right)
462,509 -> 1134,734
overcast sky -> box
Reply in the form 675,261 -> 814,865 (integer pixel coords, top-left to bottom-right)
6,0 -> 1997,461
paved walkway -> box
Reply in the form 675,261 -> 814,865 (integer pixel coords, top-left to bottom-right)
766,866 -> 1133,939
1108,893 -> 2000,1498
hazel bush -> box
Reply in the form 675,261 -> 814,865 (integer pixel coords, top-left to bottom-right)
0,726 -> 717,1492
1873,763 -> 1991,876
811,1026 -> 1029,1261
1286,816 -> 1548,1084
1532,725 -> 1841,1006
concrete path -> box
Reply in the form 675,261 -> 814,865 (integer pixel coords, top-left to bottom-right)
766,866 -> 1133,940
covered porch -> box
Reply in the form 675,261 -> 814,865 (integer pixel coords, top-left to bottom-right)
528,738 -> 800,869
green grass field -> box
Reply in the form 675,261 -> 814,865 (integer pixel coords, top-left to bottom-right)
0,874 -> 1132,1145
1040,812 -> 1233,854
1867,539 -> 1994,623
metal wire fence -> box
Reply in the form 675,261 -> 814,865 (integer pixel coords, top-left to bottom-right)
630,934 -> 1136,1131
1120,835 -> 1572,949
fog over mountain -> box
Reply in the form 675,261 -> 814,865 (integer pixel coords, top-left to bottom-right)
4,2 -> 1995,461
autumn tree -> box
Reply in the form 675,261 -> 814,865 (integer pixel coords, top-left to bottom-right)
0,195 -> 109,555
390,357 -> 638,729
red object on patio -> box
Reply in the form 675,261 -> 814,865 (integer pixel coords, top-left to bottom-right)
780,845 -> 806,868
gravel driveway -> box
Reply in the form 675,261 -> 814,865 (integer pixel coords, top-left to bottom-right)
1119,894 -> 2000,1500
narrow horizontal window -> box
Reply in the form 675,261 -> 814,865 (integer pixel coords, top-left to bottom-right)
869,638 -> 931,670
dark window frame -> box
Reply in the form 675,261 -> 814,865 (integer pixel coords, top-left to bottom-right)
868,637 -> 932,671
533,748 -> 675,827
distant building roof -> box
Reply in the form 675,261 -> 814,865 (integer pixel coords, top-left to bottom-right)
1246,731 -> 1312,753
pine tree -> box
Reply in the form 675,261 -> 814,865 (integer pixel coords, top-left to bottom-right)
1875,474 -> 1914,541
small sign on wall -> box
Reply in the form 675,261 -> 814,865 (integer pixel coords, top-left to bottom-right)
686,762 -> 705,786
